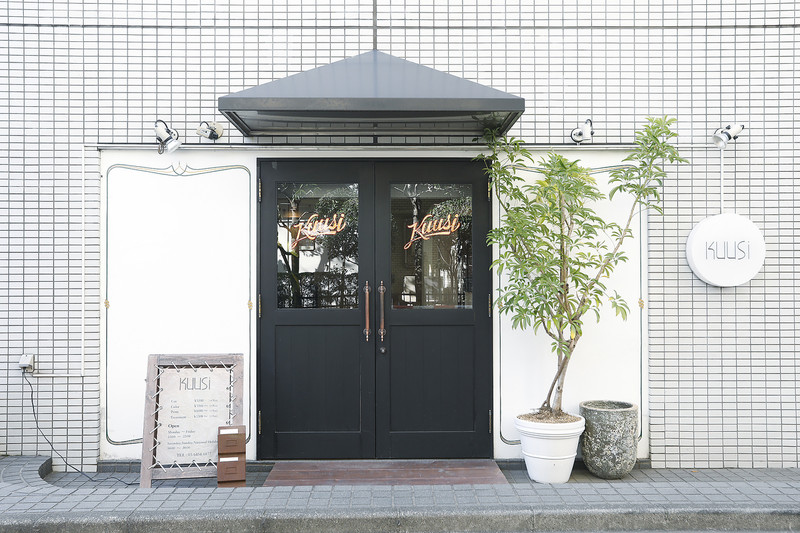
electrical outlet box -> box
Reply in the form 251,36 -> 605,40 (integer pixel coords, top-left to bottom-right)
18,354 -> 34,371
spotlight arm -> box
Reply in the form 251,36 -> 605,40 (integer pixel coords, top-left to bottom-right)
712,124 -> 745,213
196,121 -> 223,140
154,119 -> 181,154
570,119 -> 594,143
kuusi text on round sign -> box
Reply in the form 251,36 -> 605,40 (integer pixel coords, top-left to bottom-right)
685,212 -> 766,287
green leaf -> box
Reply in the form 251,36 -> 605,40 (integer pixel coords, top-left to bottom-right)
476,120 -> 686,404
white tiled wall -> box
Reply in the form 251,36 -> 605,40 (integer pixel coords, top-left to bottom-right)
1,0 -> 797,469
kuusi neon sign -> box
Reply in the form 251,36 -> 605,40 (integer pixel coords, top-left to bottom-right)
291,213 -> 347,249
404,213 -> 461,250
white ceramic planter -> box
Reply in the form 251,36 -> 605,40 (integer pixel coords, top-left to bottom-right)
514,415 -> 585,483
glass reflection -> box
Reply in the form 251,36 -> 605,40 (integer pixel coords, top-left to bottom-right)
277,183 -> 359,308
391,183 -> 472,309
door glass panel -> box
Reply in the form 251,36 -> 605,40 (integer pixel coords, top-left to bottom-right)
276,183 -> 359,308
390,183 -> 472,309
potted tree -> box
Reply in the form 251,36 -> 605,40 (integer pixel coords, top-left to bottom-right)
479,117 -> 686,483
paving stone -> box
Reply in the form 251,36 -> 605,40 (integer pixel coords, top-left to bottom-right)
2,456 -> 800,531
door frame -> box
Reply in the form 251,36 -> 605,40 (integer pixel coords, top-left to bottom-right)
256,160 -> 375,459
373,160 -> 493,458
256,157 -> 493,460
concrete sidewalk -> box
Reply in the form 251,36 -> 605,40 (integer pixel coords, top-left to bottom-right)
0,455 -> 799,532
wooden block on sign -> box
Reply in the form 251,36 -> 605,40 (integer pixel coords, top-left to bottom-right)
218,425 -> 246,455
217,453 -> 246,482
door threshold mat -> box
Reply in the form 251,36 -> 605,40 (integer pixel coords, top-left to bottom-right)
263,459 -> 507,486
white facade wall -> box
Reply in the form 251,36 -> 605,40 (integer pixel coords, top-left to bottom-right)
1,1 -> 798,470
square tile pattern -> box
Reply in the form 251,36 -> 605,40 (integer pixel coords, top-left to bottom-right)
1,0 -> 798,470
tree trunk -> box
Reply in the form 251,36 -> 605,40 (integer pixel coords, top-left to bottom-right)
411,197 -> 425,305
291,252 -> 301,307
540,343 -> 576,416
551,355 -> 570,413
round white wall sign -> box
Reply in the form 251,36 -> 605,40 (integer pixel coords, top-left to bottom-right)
685,213 -> 766,287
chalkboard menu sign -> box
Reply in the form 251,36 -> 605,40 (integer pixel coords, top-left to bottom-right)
140,354 -> 244,488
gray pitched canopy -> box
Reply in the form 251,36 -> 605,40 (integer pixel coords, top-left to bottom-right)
218,50 -> 524,138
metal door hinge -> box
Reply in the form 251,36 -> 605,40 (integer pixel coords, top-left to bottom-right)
258,293 -> 262,318
489,410 -> 492,433
258,178 -> 262,202
488,293 -> 492,318
258,410 -> 262,434
487,179 -> 492,201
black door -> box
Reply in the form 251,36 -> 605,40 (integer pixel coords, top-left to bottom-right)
258,159 -> 491,459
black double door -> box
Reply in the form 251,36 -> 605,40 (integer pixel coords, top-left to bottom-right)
258,159 -> 491,459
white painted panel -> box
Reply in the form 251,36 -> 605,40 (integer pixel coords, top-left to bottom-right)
101,155 -> 252,458
493,149 -> 650,460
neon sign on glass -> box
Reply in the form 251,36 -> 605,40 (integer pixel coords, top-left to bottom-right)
404,213 -> 461,250
291,213 -> 347,250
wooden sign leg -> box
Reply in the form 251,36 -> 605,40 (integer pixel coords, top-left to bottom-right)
140,354 -> 159,488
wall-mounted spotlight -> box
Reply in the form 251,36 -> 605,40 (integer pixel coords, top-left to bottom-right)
154,120 -> 181,154
570,119 -> 594,143
196,121 -> 224,140
711,124 -> 744,150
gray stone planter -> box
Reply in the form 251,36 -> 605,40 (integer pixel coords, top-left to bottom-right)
579,400 -> 638,479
